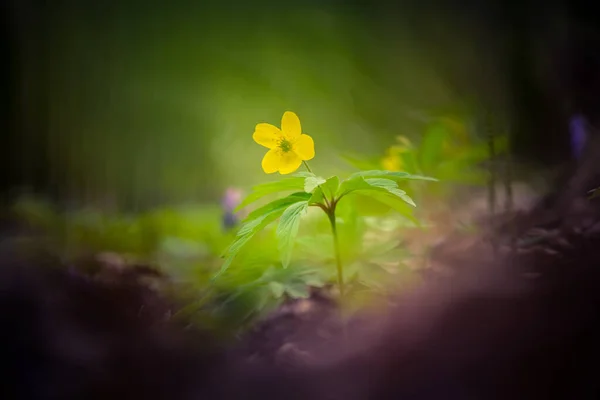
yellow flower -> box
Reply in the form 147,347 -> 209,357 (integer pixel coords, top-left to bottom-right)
253,111 -> 315,174
381,153 -> 402,171
381,138 -> 412,171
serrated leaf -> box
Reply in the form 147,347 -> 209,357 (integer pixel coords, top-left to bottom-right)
309,176 -> 340,205
348,170 -> 410,180
345,170 -> 437,185
304,176 -> 327,193
235,177 -> 307,211
244,192 -> 311,222
364,178 -> 416,207
216,214 -> 279,278
337,177 -> 416,207
215,197 -> 304,279
276,201 -> 309,268
269,281 -> 285,298
361,191 -> 421,226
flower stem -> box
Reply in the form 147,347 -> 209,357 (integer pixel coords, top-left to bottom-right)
327,207 -> 344,299
302,161 -> 313,174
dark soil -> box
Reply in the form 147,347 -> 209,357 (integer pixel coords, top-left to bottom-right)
232,163 -> 600,376
3,161 -> 600,399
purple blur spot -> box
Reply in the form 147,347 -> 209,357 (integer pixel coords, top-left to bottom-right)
569,115 -> 588,159
221,187 -> 244,230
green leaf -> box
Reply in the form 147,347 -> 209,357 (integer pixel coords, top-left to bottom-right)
276,201 -> 309,268
363,178 -> 416,206
304,176 -> 327,193
337,177 -> 416,207
336,177 -> 420,225
309,176 -> 340,205
215,214 -> 279,279
235,176 -> 307,211
358,191 -> 420,226
269,281 -> 285,298
244,192 -> 311,222
345,170 -> 437,184
216,197 -> 308,279
321,176 -> 340,199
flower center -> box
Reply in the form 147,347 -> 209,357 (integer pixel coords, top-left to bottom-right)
278,138 -> 292,153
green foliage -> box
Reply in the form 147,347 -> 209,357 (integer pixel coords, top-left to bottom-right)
277,201 -> 309,268
346,116 -> 508,192
339,177 -> 415,205
346,170 -> 438,182
304,176 -> 327,193
9,181 -> 431,331
309,176 -> 340,205
219,193 -> 311,277
220,168 -> 436,304
235,175 -> 309,211
244,192 -> 311,222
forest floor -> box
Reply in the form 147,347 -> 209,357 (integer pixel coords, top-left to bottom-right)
231,178 -> 600,370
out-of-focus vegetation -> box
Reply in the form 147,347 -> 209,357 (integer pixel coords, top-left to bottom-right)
11,186 -> 423,330
5,1 -> 518,332
12,1 -> 503,208
344,115 -> 508,199
10,107 -> 501,332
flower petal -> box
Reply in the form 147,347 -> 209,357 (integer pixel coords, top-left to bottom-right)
382,155 -> 401,171
281,111 -> 301,140
293,134 -> 315,161
261,149 -> 280,174
278,151 -> 302,175
253,123 -> 282,149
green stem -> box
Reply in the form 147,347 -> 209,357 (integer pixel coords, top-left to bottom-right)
327,207 -> 344,299
302,160 -> 343,297
302,160 -> 313,174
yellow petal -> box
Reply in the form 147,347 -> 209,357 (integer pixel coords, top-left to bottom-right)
382,155 -> 401,171
253,123 -> 282,149
261,149 -> 280,174
293,134 -> 315,161
278,151 -> 302,175
281,111 -> 301,140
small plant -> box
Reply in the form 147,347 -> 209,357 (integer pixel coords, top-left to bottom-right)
344,115 -> 508,191
216,111 -> 436,299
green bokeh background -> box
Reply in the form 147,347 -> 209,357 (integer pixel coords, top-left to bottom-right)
12,0 -> 513,209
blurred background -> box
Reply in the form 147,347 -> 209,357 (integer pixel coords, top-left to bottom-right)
1,0 -> 600,337
4,0 -> 598,210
